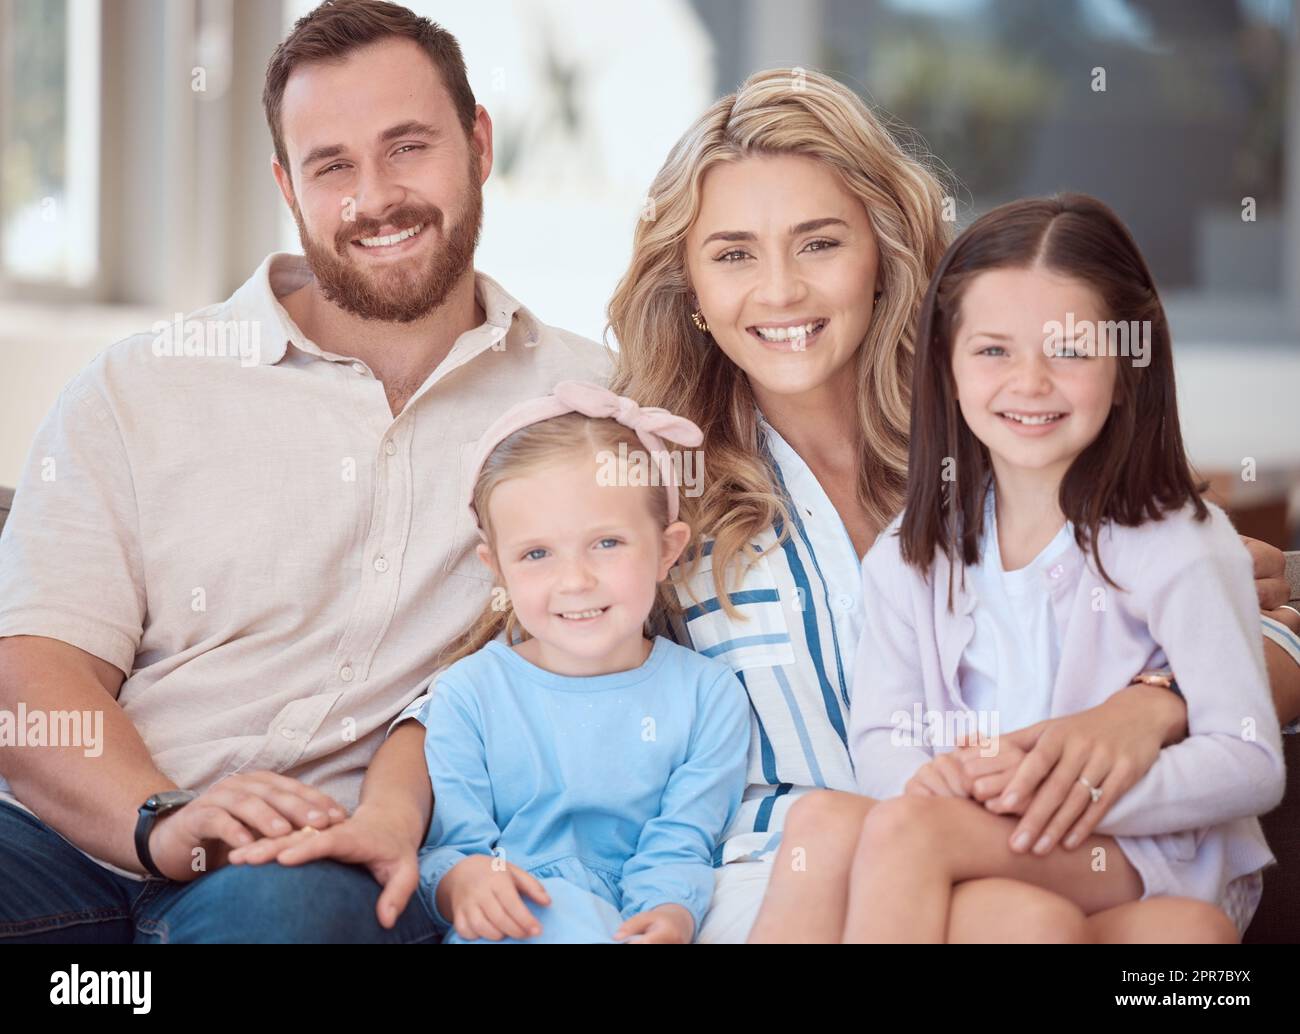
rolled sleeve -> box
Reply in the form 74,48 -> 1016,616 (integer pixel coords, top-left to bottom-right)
0,376 -> 145,674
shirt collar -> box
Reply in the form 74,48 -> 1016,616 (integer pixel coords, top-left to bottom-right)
227,252 -> 543,366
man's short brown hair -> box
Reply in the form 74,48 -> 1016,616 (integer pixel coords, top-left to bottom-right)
263,0 -> 477,176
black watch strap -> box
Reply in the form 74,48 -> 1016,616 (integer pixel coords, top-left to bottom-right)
135,791 -> 197,879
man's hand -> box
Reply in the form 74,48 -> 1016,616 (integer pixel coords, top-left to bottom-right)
435,855 -> 550,941
615,903 -> 694,944
226,800 -> 423,928
148,771 -> 346,881
1243,534 -> 1290,611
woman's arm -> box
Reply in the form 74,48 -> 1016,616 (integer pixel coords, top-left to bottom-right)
977,525 -> 1289,858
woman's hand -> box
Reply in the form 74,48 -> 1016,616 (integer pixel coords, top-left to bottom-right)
972,683 -> 1186,856
227,800 -> 421,929
1242,534 -> 1290,610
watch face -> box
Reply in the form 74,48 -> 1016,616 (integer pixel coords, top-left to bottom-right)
148,790 -> 197,812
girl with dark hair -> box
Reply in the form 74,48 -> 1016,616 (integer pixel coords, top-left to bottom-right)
757,193 -> 1285,942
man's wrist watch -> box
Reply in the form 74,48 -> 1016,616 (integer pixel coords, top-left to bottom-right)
135,790 -> 198,878
1130,670 -> 1182,699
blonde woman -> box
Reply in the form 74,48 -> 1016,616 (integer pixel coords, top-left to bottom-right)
607,68 -> 1300,943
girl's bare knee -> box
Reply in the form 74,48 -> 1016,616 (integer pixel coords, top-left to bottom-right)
785,789 -> 872,838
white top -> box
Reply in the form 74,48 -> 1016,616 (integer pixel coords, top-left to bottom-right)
959,487 -> 1076,737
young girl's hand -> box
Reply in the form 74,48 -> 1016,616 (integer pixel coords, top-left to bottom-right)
902,753 -> 974,798
439,855 -> 551,941
949,734 -> 1029,807
615,903 -> 694,943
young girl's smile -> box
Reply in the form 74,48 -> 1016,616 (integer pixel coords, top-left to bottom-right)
951,266 -> 1119,482
476,451 -> 689,677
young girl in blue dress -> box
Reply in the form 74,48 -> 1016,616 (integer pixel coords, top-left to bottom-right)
415,380 -> 749,944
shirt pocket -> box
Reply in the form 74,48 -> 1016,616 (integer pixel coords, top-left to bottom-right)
670,542 -> 797,672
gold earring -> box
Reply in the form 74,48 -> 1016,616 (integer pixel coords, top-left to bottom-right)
690,309 -> 709,334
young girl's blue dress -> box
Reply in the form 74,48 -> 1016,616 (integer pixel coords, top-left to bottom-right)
415,635 -> 750,943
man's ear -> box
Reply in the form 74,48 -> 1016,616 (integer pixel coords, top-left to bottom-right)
472,105 -> 494,185
271,155 -> 297,210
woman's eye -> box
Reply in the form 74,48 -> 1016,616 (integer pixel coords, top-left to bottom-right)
802,238 -> 839,253
716,249 -> 749,263
977,345 -> 1007,357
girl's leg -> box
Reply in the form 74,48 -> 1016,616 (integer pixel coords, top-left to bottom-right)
1084,898 -> 1239,944
946,878 -> 1090,944
843,795 -> 1142,943
747,790 -> 876,943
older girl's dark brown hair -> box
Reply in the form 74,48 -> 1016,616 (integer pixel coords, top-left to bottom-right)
899,192 -> 1207,602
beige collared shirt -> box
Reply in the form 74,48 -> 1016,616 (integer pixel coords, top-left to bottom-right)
0,252 -> 611,878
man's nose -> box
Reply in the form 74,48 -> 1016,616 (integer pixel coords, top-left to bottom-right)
348,162 -> 407,229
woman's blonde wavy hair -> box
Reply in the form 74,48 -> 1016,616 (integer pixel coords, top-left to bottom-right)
607,67 -> 952,617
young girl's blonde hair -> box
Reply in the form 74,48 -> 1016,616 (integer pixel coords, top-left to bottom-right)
607,67 -> 951,615
438,412 -> 679,669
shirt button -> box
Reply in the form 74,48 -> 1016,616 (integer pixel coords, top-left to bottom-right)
279,728 -> 297,740
373,555 -> 389,573
384,440 -> 396,456
351,361 -> 366,375
836,593 -> 854,609
1048,564 -> 1064,579
339,665 -> 354,682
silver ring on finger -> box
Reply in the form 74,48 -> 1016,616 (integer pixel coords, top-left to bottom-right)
1078,775 -> 1103,804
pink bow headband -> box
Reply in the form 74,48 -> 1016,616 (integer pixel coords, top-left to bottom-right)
466,380 -> 704,528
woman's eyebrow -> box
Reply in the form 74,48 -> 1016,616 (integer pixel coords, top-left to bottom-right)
700,216 -> 848,247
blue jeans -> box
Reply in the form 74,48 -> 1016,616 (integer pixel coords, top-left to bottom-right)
0,801 -> 439,943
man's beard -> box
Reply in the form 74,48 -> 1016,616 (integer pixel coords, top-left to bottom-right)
293,156 -> 483,324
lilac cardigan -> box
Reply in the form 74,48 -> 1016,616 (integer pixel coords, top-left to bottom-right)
846,499 -> 1286,906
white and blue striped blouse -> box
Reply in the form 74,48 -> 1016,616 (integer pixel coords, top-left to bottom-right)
668,412 -> 866,866
669,410 -> 1300,869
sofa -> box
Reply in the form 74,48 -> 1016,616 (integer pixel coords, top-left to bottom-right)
0,485 -> 1295,941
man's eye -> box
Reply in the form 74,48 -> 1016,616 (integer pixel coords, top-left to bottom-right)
318,163 -> 345,176
394,144 -> 425,156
